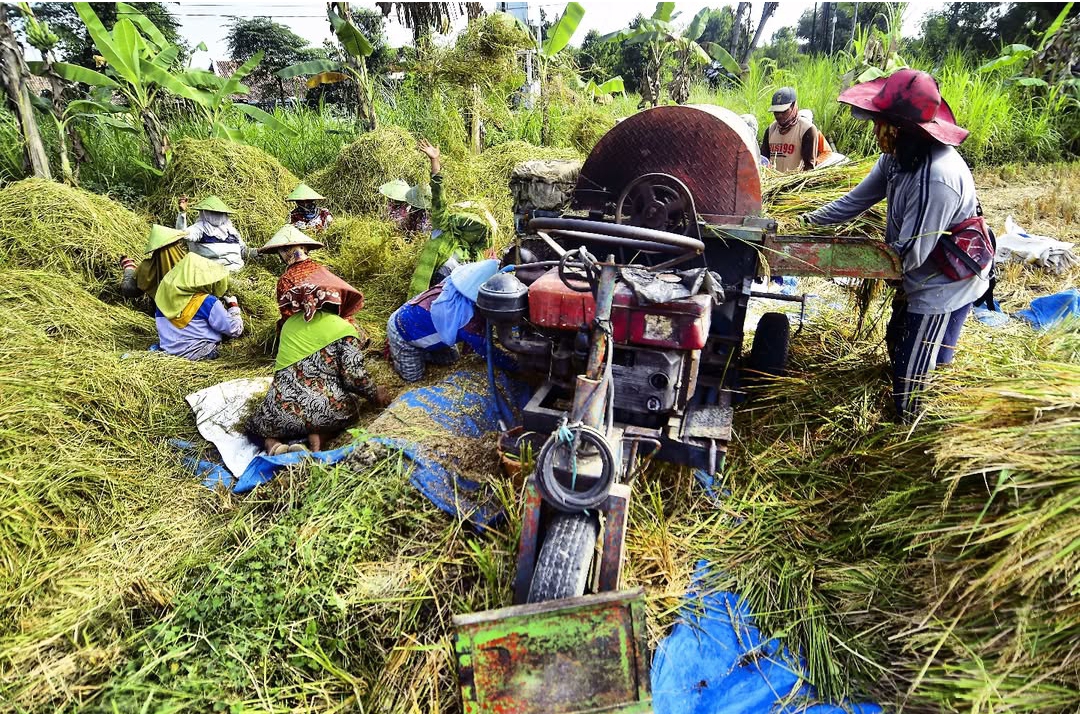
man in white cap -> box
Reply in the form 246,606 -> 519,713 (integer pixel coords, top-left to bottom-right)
761,86 -> 820,172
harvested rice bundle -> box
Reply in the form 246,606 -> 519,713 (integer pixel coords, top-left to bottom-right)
152,138 -> 299,243
0,178 -> 146,289
567,107 -> 616,154
307,126 -> 428,216
440,12 -> 531,89
0,269 -> 155,347
762,158 -> 886,239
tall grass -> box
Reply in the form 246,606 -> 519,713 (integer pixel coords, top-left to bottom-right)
685,53 -> 1067,167
2,51 -> 1075,196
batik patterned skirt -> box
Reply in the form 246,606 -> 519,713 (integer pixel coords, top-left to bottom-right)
248,335 -> 376,438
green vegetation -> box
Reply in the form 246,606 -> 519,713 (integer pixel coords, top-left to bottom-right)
0,3 -> 1077,713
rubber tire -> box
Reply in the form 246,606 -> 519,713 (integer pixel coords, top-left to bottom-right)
747,312 -> 791,382
526,512 -> 600,603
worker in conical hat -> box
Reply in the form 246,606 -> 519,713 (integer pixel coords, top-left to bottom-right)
175,195 -> 259,272
407,139 -> 499,297
379,177 -> 433,234
802,69 -> 989,421
287,183 -> 334,234
246,225 -> 390,455
119,223 -> 189,300
153,253 -> 244,361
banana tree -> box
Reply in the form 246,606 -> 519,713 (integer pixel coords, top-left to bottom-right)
603,4 -> 739,107
669,9 -> 741,104
179,53 -> 297,141
0,2 -> 50,178
578,75 -> 625,104
277,3 -> 377,130
70,2 -> 199,169
19,2 -> 90,183
531,2 -> 585,145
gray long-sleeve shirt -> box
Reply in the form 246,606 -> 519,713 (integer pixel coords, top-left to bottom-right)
805,144 -> 989,314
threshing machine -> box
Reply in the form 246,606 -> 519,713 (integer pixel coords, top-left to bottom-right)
451,105 -> 900,713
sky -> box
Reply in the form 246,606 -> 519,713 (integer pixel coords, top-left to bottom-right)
173,1 -> 940,68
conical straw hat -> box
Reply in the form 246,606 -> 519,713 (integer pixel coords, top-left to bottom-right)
143,224 -> 188,254
191,195 -> 234,213
258,224 -> 325,254
286,183 -> 325,202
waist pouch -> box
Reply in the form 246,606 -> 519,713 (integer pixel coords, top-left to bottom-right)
931,215 -> 995,281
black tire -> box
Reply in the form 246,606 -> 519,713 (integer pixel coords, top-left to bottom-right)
526,512 -> 600,603
746,312 -> 790,383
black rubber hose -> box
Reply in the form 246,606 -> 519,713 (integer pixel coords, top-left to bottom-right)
534,426 -> 616,513
530,217 -> 705,253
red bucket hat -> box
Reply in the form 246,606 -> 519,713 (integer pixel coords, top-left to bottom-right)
838,69 -> 969,146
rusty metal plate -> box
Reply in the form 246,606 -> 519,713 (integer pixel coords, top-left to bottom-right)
575,105 -> 762,218
453,589 -> 652,714
764,235 -> 902,279
681,403 -> 734,441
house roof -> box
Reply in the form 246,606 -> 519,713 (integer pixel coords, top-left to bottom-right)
210,59 -> 307,103
26,74 -> 50,94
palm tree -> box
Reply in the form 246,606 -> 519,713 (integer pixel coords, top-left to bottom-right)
375,2 -> 483,44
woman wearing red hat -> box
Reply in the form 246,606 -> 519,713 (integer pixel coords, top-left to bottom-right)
802,69 -> 992,421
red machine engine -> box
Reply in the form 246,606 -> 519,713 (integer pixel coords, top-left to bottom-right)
527,269 -> 711,351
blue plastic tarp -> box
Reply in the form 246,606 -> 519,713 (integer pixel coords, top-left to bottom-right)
652,563 -> 882,714
1017,288 -> 1080,331
182,368 -> 529,528
370,369 -> 530,528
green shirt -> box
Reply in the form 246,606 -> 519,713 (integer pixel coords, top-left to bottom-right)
275,311 -> 358,371
407,173 -> 496,297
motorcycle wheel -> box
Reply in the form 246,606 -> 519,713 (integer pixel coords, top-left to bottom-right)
526,512 -> 600,603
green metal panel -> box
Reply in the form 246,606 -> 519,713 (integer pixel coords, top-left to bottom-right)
763,235 -> 902,279
453,588 -> 652,713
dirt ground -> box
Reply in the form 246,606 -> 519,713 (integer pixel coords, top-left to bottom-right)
975,163 -> 1080,240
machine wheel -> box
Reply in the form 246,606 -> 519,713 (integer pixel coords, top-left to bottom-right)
526,512 -> 600,603
746,312 -> 791,383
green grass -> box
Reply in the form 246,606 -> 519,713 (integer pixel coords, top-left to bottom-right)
4,49 -> 1074,195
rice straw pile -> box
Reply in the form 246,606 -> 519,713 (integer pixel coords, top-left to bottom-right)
441,140 -> 581,240
567,107 -> 616,154
307,126 -> 429,216
0,178 -> 146,290
321,215 -> 425,344
152,138 -> 300,242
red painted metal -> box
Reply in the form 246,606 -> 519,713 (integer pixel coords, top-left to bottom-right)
512,480 -> 544,605
574,105 -> 762,218
597,484 -> 632,593
527,269 -> 713,350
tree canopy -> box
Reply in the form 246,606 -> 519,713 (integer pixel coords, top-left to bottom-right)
796,2 -> 892,55
916,2 -> 1078,57
225,17 -> 321,91
31,2 -> 183,67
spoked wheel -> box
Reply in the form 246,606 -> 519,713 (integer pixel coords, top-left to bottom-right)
526,512 -> 600,603
615,173 -> 697,236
